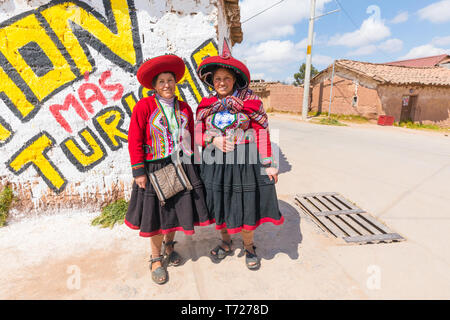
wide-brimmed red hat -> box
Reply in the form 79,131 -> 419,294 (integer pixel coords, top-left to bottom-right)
137,54 -> 185,89
197,53 -> 251,90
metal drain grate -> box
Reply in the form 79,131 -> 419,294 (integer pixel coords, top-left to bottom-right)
295,192 -> 405,244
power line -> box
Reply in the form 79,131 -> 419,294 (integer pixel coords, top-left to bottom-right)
241,0 -> 286,24
333,0 -> 392,60
333,0 -> 359,30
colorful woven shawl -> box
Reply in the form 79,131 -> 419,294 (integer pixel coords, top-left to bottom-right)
196,89 -> 268,128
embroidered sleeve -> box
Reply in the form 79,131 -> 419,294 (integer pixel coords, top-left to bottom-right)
128,99 -> 149,177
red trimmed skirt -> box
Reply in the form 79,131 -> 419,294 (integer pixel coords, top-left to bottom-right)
125,157 -> 214,237
200,143 -> 284,235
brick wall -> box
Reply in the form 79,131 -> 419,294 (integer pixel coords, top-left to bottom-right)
311,75 -> 382,119
250,83 -> 303,113
267,83 -> 304,113
378,85 -> 450,126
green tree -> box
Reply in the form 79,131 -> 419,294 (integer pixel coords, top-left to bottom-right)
293,63 -> 319,86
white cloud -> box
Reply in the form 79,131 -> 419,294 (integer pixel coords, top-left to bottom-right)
233,39 -> 333,80
234,40 -> 304,73
347,39 -> 402,57
432,35 -> 450,46
390,11 -> 408,24
312,54 -> 334,68
380,38 -> 403,53
399,44 -> 449,60
295,36 -> 311,50
252,72 -> 265,80
328,5 -> 391,48
418,0 -> 450,23
348,45 -> 377,56
240,0 -> 333,42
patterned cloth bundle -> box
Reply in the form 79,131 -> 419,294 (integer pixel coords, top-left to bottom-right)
196,89 -> 269,129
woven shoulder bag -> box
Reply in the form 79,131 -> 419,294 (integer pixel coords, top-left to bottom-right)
148,150 -> 193,207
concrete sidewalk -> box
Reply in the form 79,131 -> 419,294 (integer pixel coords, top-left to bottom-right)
0,115 -> 449,299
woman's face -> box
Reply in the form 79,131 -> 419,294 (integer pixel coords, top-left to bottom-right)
213,68 -> 236,98
154,72 -> 176,99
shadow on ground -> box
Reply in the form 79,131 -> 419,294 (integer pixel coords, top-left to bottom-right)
271,143 -> 292,175
174,199 -> 302,265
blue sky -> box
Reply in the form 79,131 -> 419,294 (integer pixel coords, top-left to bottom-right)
233,0 -> 450,83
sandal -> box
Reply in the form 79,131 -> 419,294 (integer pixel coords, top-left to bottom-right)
210,240 -> 233,262
244,245 -> 260,270
162,240 -> 182,266
149,255 -> 168,285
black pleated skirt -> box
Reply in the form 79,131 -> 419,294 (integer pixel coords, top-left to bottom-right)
125,156 -> 214,237
200,143 -> 284,234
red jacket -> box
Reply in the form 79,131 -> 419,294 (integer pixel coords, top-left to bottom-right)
194,96 -> 274,167
128,95 -> 194,177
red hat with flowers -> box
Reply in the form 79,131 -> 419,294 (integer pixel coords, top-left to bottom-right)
137,54 -> 185,89
197,39 -> 251,90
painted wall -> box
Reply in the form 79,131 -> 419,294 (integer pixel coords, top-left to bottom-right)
0,0 -> 223,213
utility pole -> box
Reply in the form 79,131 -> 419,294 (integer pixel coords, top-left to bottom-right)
302,0 -> 316,120
328,60 -> 335,117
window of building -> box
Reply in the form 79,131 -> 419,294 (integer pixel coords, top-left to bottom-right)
352,95 -> 358,107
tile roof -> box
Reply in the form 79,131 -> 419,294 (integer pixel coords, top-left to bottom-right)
315,59 -> 450,87
384,54 -> 449,67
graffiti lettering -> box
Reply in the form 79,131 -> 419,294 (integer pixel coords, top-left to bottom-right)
6,131 -> 67,193
92,106 -> 128,151
78,74 -> 108,114
175,59 -> 204,104
60,126 -> 107,172
191,39 -> 219,71
138,85 -> 154,100
1,35 -> 220,195
175,40 -> 219,102
0,51 -> 41,122
0,14 -> 77,104
99,70 -> 124,101
50,71 -> 124,133
121,91 -> 138,117
190,39 -> 219,94
0,117 -> 13,147
39,0 -> 142,75
0,0 -> 142,124
50,93 -> 89,133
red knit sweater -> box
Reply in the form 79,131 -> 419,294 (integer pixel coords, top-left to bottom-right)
128,95 -> 194,177
194,96 -> 275,167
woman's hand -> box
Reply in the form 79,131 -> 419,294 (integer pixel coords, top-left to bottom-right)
265,167 -> 279,184
212,136 -> 235,153
135,175 -> 147,189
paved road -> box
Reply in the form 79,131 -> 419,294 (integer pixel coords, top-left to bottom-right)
0,115 -> 449,299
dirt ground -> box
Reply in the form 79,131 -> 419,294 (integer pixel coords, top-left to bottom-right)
1,115 -> 449,299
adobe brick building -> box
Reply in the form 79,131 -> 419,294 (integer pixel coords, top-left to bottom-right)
250,80 -> 304,113
310,59 -> 450,127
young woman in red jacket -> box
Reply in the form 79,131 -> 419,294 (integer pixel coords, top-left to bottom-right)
125,55 -> 212,284
195,52 -> 284,270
